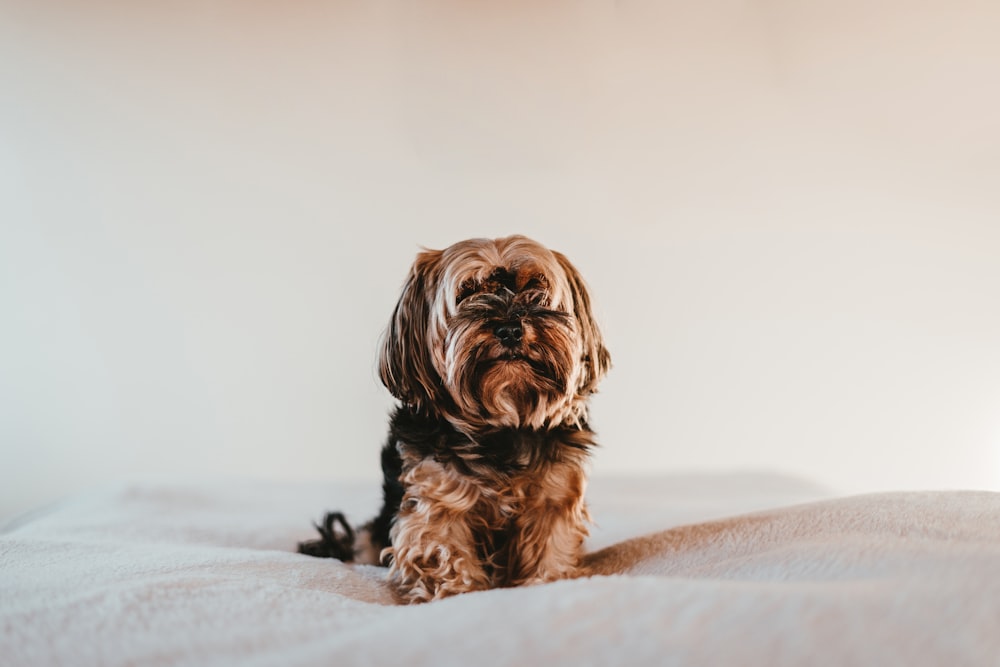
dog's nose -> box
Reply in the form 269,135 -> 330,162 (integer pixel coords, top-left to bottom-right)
494,322 -> 523,347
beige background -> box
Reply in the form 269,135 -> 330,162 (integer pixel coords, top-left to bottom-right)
2,0 -> 999,520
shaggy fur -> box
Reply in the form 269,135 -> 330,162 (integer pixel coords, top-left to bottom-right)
298,235 -> 610,603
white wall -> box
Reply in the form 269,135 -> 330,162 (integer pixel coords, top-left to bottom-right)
2,0 -> 999,521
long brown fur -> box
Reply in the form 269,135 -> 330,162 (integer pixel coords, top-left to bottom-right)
299,235 -> 610,603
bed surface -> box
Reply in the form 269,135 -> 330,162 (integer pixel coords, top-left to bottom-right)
2,474 -> 998,666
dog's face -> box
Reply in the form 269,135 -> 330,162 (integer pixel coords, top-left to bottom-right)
379,235 -> 610,432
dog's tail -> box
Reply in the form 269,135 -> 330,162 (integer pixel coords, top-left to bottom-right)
297,513 -> 386,565
297,512 -> 356,561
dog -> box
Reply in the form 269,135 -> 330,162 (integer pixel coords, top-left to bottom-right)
298,235 -> 610,603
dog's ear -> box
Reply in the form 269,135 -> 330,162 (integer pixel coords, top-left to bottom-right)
554,251 -> 611,395
378,249 -> 443,410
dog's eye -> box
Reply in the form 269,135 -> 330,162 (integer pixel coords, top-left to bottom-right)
457,280 -> 478,304
522,275 -> 548,292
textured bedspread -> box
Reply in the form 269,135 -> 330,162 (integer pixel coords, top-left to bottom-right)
2,474 -> 998,666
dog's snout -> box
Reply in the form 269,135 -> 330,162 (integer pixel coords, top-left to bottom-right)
495,322 -> 524,347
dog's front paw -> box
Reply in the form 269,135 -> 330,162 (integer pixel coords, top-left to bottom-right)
387,544 -> 491,603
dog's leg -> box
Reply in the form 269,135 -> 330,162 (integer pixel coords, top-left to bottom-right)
384,458 -> 491,603
508,461 -> 590,586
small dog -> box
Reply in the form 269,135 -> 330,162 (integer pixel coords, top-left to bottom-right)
298,235 -> 610,603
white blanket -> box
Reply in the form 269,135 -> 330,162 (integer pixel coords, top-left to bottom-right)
2,474 -> 998,666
